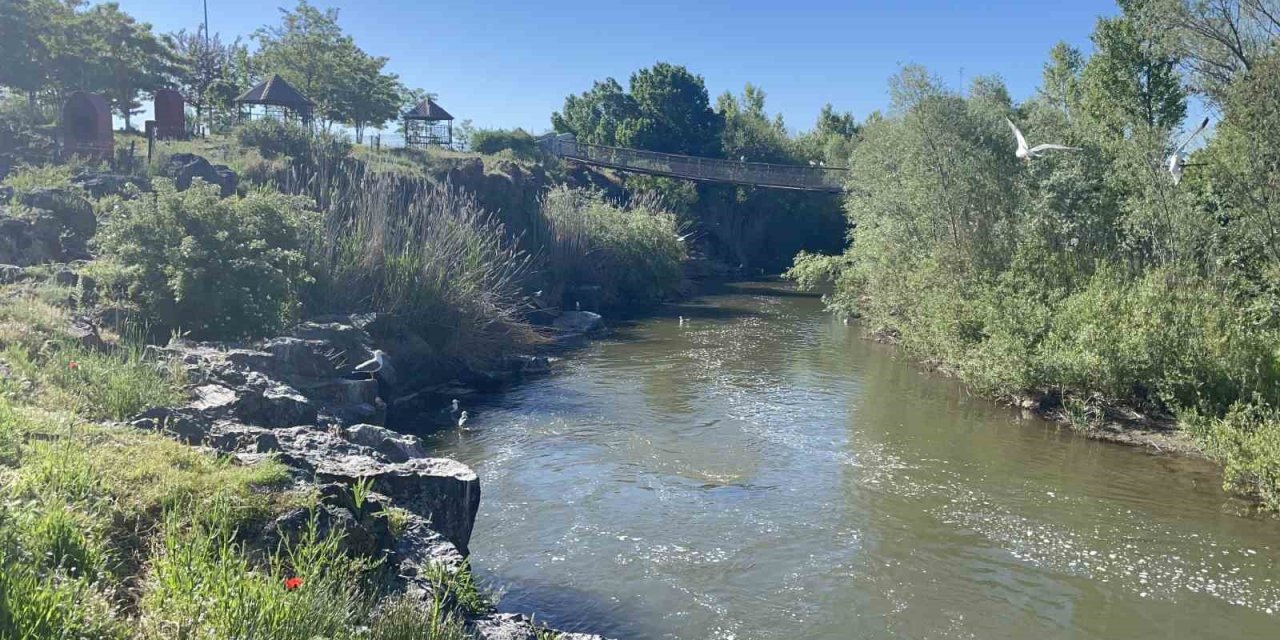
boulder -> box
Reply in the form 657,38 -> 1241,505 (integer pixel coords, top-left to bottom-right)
552,310 -> 606,335
212,164 -> 238,197
262,336 -> 341,379
233,379 -> 317,428
129,407 -> 211,445
205,422 -> 281,453
344,423 -> 426,462
0,264 -> 25,284
18,187 -> 95,258
71,172 -> 146,199
313,456 -> 480,555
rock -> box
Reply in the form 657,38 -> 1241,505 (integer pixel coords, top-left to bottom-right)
67,317 -> 105,351
262,503 -> 384,557
18,187 -> 95,258
344,424 -> 426,463
130,407 -> 211,444
166,153 -> 220,192
233,379 -> 317,428
313,456 -> 480,555
71,172 -> 146,199
211,164 -> 238,197
262,337 -> 341,379
470,614 -> 606,640
0,264 -> 25,284
51,266 -> 77,287
552,310 -> 606,335
205,422 -> 281,453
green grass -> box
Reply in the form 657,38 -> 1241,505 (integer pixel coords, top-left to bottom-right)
0,284 -> 185,420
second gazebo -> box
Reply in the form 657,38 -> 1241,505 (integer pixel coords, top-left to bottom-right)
404,98 -> 454,148
236,74 -> 314,124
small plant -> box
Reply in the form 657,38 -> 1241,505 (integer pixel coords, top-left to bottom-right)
350,476 -> 375,512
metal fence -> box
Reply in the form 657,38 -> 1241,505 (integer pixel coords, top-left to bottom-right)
541,137 -> 847,192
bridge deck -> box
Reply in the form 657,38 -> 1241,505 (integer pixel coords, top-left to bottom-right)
541,137 -> 847,192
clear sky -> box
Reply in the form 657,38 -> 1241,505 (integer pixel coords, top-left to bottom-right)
110,0 -> 1121,134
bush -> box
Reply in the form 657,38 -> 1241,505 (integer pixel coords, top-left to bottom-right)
93,180 -> 314,339
235,119 -> 351,160
537,186 -> 685,306
469,127 -> 539,160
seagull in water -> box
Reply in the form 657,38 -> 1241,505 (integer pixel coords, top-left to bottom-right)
1006,118 -> 1080,161
1167,116 -> 1211,185
352,349 -> 384,378
457,410 -> 469,430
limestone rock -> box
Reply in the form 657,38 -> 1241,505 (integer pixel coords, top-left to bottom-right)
313,456 -> 480,555
552,310 -> 606,335
344,423 -> 426,462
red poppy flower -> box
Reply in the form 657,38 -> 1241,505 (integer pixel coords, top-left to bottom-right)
284,576 -> 303,591
68,361 -> 79,370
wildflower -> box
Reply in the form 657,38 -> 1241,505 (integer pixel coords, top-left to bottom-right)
284,576 -> 303,591
68,361 -> 79,370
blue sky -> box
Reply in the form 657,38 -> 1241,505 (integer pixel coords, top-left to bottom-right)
111,0 -> 1121,134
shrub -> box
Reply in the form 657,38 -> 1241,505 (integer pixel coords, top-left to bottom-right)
469,128 -> 539,160
235,119 -> 351,160
93,180 -> 314,339
537,186 -> 685,306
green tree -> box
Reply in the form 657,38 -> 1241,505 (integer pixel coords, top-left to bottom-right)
626,62 -> 723,156
83,3 -> 180,130
552,77 -> 639,146
169,28 -> 244,135
1039,42 -> 1085,119
1081,1 -> 1186,134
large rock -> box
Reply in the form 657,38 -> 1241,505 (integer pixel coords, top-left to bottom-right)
552,310 -> 606,335
18,187 -> 95,258
344,423 -> 426,462
166,153 -> 236,197
313,456 -> 480,555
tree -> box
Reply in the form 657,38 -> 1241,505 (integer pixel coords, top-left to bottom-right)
552,77 -> 639,146
1081,1 -> 1186,134
1146,0 -> 1280,105
0,0 -> 58,106
170,28 -> 243,135
626,63 -> 723,156
253,0 -> 401,132
1039,42 -> 1085,119
83,3 -> 180,130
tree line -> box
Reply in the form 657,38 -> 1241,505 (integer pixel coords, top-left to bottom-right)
0,0 -> 424,139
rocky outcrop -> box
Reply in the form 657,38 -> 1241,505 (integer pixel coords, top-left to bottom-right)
0,186 -> 96,266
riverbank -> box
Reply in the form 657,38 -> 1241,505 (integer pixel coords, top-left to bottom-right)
0,119 -> 690,637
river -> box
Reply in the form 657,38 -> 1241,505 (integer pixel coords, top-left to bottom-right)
422,280 -> 1280,639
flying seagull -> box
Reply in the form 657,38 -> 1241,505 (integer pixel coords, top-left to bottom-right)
675,231 -> 696,243
1167,117 -> 1211,185
1006,118 -> 1080,161
352,349 -> 385,377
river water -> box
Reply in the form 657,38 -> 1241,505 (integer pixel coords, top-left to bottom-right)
422,281 -> 1280,639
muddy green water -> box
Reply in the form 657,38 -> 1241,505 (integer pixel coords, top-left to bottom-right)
423,281 -> 1280,639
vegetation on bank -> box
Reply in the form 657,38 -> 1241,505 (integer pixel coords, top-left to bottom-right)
788,1 -> 1280,508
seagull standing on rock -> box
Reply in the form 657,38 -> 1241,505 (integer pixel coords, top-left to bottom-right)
1168,117 -> 1210,185
1006,118 -> 1080,161
352,349 -> 385,378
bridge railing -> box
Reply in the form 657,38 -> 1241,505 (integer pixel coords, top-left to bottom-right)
541,137 -> 847,192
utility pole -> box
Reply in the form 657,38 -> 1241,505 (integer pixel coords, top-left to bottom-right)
203,0 -> 212,136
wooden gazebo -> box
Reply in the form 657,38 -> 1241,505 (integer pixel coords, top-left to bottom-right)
404,98 -> 453,147
235,74 -> 313,124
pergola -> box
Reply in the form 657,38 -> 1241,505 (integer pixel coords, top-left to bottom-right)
235,74 -> 313,124
404,98 -> 454,148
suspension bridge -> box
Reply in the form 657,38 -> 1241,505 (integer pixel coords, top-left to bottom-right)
539,135 -> 848,193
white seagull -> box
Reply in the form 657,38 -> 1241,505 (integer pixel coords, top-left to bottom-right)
1006,118 -> 1080,161
352,349 -> 385,377
457,410 -> 469,430
1167,116 -> 1210,185
675,231 -> 696,243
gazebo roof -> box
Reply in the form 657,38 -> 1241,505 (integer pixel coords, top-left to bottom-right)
235,74 -> 313,109
404,98 -> 454,121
